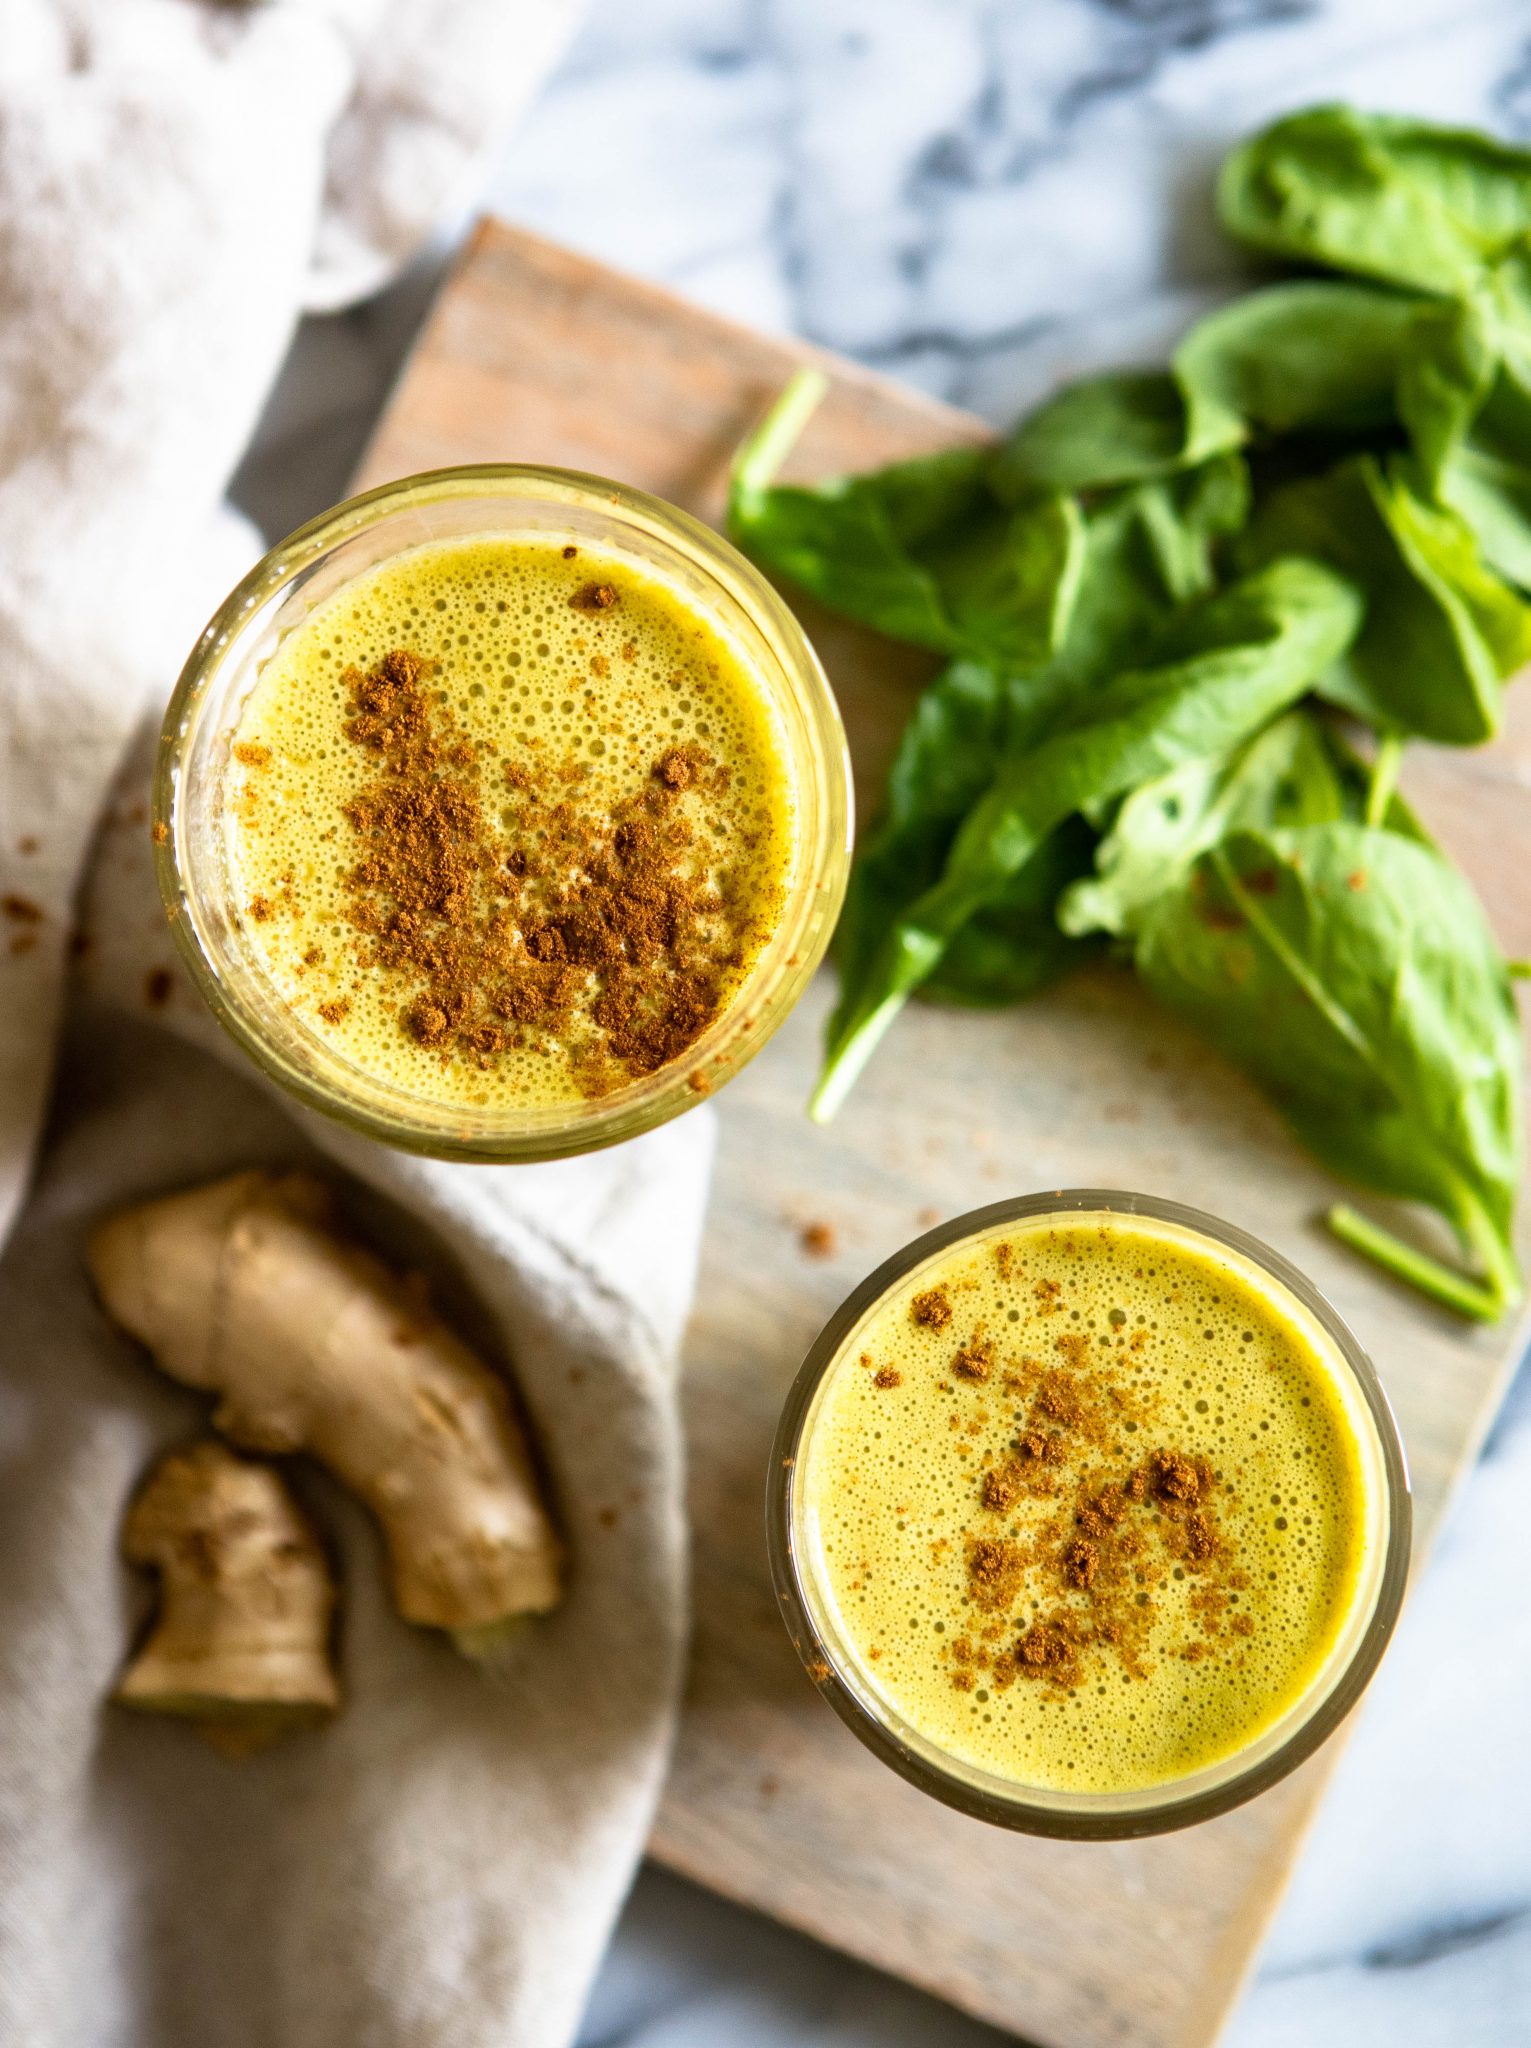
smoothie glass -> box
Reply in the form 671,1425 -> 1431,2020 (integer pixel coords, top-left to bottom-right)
768,1190 -> 1412,1840
155,467 -> 852,1162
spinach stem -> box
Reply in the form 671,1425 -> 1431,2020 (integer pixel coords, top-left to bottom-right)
732,366 -> 830,505
807,991 -> 909,1123
1364,732 -> 1404,828
1460,1192 -> 1524,1312
1325,1203 -> 1507,1322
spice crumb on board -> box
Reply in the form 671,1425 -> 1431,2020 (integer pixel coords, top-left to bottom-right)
144,969 -> 173,1009
799,1219 -> 838,1259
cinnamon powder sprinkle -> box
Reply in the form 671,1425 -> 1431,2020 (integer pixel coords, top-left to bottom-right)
966,1536 -> 1023,1610
1035,1371 -> 1084,1427
1150,1448 -> 1201,1505
951,1336 -> 994,1383
911,1287 -> 952,1329
980,1463 -> 1022,1512
1015,1617 -> 1085,1688
1061,1537 -> 1099,1590
1019,1429 -> 1064,1463
905,1343 -> 1239,1693
329,648 -> 765,1092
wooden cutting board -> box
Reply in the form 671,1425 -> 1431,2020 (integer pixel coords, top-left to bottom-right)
356,220 -> 1531,2048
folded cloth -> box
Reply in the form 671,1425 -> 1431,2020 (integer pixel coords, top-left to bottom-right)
0,8 -> 718,2048
0,0 -> 585,1243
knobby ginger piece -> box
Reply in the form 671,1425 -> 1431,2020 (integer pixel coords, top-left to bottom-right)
116,1440 -> 338,1751
89,1170 -> 563,1635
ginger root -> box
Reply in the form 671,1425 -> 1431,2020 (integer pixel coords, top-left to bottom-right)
116,1440 -> 338,1750
90,1170 -> 563,1637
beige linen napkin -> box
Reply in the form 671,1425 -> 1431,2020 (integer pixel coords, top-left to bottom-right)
0,7 -> 720,2046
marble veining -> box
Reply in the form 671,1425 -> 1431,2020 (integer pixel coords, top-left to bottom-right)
232,3 -> 1531,2040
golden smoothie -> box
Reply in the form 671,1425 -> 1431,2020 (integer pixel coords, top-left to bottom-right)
795,1212 -> 1383,1795
225,534 -> 796,1110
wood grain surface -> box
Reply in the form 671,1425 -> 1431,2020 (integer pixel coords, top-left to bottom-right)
356,219 -> 1531,2048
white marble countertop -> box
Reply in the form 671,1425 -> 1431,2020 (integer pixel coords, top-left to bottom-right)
233,2 -> 1531,2041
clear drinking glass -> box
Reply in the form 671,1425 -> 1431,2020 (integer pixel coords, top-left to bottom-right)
768,1190 -> 1412,1840
154,466 -> 852,1161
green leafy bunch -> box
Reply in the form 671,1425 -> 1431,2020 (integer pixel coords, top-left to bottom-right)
728,104 -> 1531,1320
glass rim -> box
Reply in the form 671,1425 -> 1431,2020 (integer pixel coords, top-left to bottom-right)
153,463 -> 852,1162
766,1188 -> 1413,1841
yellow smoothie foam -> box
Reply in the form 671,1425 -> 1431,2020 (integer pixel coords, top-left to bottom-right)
225,533 -> 796,1110
797,1212 -> 1382,1795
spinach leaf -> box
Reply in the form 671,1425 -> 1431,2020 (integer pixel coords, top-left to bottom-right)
923,818 -> 1100,1008
1134,820 -> 1522,1317
829,460 -> 1250,1017
1059,711 -> 1348,939
1035,455 -> 1251,698
1176,282 -> 1419,451
1218,105 -> 1531,298
993,283 -> 1419,498
1382,465 -> 1531,682
1400,279 -> 1531,591
990,371 -> 1197,495
1121,453 -> 1250,608
811,556 -> 1364,1118
1241,453 -> 1531,743
831,659 -> 1045,1008
1400,297 -> 1498,488
1060,710 -> 1429,940
728,371 -> 1084,668
731,370 -> 1247,686
1423,391 -> 1531,593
